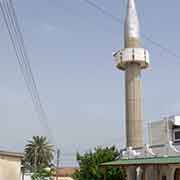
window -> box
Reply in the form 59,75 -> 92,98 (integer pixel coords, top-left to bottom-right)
173,129 -> 180,143
175,131 -> 180,140
162,175 -> 166,180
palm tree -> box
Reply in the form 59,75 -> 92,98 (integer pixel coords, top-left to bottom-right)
24,136 -> 54,171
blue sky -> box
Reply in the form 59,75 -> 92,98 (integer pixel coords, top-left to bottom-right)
0,0 -> 180,166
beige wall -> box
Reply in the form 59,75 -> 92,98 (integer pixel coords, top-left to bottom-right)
55,177 -> 74,180
25,175 -> 74,180
0,156 -> 21,180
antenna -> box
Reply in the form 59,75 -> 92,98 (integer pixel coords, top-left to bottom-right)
56,149 -> 60,180
147,119 -> 152,146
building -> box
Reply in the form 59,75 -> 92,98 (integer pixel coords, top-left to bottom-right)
101,156 -> 180,180
149,116 -> 180,146
0,150 -> 23,180
101,117 -> 180,180
23,167 -> 78,180
146,116 -> 180,156
24,173 -> 31,180
101,0 -> 180,180
55,167 -> 78,180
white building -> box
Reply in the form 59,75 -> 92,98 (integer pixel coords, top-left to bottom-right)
0,150 -> 23,180
148,115 -> 180,156
101,116 -> 180,180
24,167 -> 77,180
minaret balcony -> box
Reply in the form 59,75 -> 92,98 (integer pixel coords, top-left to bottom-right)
113,48 -> 150,70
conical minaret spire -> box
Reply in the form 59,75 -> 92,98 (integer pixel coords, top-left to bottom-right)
124,0 -> 140,48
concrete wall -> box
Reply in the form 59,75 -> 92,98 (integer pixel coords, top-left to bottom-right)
24,175 -> 75,180
150,120 -> 169,146
121,141 -> 180,159
24,174 -> 31,180
55,178 -> 74,180
0,155 -> 22,180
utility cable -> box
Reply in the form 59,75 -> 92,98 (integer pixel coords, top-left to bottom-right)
0,0 -> 56,145
82,0 -> 180,62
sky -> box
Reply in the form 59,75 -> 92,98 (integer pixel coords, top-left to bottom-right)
0,0 -> 180,166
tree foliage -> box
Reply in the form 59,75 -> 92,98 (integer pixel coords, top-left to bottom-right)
31,167 -> 55,180
24,136 -> 54,171
73,146 -> 125,180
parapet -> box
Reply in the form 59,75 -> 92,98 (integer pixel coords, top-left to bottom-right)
113,48 -> 150,70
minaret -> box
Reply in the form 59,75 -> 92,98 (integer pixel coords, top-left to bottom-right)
113,0 -> 150,148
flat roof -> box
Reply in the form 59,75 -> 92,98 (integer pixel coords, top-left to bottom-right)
56,167 -> 79,177
0,151 -> 24,159
101,156 -> 180,167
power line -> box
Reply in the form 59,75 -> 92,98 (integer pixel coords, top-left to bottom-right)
9,0 -> 56,144
82,0 -> 121,23
142,34 -> 180,60
82,0 -> 180,62
0,0 -> 56,145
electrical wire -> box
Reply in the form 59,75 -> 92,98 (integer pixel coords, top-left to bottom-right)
82,0 -> 180,62
0,0 -> 56,145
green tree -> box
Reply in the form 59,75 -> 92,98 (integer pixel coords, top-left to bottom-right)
31,167 -> 55,180
24,136 -> 54,171
73,146 -> 125,180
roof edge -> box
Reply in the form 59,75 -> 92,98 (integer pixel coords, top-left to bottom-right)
100,156 -> 180,167
0,151 -> 24,158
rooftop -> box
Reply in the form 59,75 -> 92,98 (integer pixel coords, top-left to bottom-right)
101,156 -> 180,167
56,167 -> 78,177
0,150 -> 24,159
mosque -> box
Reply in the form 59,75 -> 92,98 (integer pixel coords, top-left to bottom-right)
101,0 -> 180,180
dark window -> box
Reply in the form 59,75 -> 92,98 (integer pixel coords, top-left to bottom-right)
162,176 -> 166,180
175,131 -> 180,140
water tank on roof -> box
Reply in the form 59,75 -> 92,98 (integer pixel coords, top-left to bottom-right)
169,116 -> 180,126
